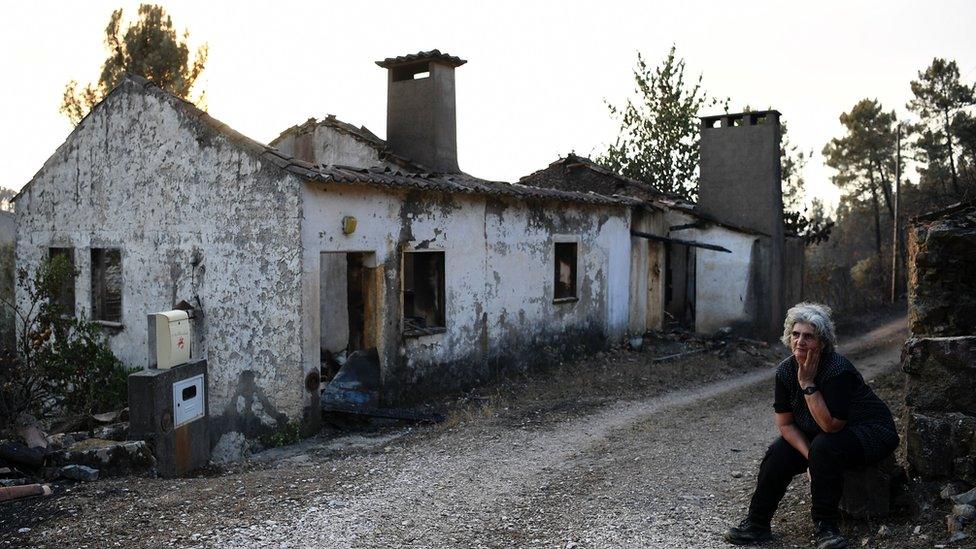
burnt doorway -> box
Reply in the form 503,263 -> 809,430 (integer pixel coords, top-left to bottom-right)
645,240 -> 663,331
320,252 -> 379,384
664,242 -> 696,330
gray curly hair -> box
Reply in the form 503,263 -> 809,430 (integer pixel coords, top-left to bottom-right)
781,302 -> 837,354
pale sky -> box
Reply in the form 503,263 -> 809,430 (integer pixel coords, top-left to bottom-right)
2,0 -> 975,212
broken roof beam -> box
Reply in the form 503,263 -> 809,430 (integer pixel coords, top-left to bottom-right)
630,230 -> 732,253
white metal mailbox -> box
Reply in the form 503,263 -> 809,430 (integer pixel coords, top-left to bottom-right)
172,374 -> 205,428
151,310 -> 191,369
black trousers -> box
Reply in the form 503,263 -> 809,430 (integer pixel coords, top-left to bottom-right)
747,430 -> 865,526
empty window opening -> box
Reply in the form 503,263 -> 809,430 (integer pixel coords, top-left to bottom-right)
554,242 -> 578,301
402,251 -> 445,334
730,115 -> 744,127
392,61 -> 431,82
750,113 -> 767,125
706,117 -> 722,129
48,247 -> 76,316
91,248 -> 122,323
319,252 -> 376,385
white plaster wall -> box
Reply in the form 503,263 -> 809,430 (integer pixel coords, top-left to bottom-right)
300,182 -> 631,399
319,252 -> 349,352
15,80 -> 306,454
273,125 -> 397,169
694,225 -> 757,334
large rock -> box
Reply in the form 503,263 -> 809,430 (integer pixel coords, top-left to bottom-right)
903,336 -> 976,413
907,206 -> 976,337
48,438 -> 155,476
907,412 -> 976,482
840,455 -> 901,519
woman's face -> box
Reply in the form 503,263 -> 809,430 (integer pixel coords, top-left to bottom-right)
790,322 -> 822,363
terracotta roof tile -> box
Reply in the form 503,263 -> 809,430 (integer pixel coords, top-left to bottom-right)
375,49 -> 467,68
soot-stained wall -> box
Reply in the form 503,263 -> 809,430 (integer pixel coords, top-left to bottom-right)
15,78 -> 307,462
299,183 -> 631,404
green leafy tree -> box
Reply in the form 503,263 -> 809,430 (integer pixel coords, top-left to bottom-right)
907,58 -> 976,197
60,4 -> 208,124
599,47 -> 725,200
822,99 -> 898,282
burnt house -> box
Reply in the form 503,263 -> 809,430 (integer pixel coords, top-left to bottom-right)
14,51 -> 638,461
520,110 -> 806,339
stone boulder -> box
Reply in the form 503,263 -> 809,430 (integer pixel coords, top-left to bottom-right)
840,455 -> 902,519
903,336 -> 976,413
48,438 -> 155,476
907,412 -> 976,482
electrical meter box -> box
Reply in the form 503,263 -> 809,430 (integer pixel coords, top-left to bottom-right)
128,359 -> 209,478
148,310 -> 191,370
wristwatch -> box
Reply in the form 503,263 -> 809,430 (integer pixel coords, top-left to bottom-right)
802,385 -> 819,396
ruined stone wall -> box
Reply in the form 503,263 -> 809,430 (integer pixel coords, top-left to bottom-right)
903,203 -> 976,483
299,182 -> 631,404
15,79 -> 306,461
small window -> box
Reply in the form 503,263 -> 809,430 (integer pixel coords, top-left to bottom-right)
48,247 -> 76,316
91,248 -> 122,323
402,251 -> 445,334
554,242 -> 578,301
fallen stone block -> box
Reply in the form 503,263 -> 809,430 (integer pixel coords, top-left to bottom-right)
0,440 -> 44,469
0,478 -> 27,487
954,488 -> 976,506
46,431 -> 92,450
94,422 -> 128,442
906,412 -> 976,480
49,438 -> 154,476
903,336 -> 976,413
840,455 -> 900,519
59,464 -> 99,482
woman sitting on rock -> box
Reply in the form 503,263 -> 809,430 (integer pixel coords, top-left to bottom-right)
724,302 -> 899,549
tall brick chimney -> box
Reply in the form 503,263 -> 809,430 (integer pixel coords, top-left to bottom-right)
698,110 -> 785,339
376,50 -> 466,173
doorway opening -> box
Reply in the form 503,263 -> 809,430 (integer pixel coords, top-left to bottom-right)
320,252 -> 379,385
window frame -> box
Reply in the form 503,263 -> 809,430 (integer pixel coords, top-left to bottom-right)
552,236 -> 580,303
47,246 -> 77,317
400,246 -> 447,338
90,247 -> 123,325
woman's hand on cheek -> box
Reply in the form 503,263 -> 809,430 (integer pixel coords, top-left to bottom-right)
798,344 -> 820,386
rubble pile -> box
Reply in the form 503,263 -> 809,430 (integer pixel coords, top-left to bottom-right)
903,201 -> 976,544
0,408 -> 154,503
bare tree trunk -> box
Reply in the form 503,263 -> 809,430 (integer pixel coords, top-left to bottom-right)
874,159 -> 895,219
945,108 -> 960,196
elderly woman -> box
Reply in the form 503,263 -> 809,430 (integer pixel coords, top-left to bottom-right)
724,303 -> 898,549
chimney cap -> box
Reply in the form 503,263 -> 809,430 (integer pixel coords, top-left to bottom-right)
376,49 -> 467,69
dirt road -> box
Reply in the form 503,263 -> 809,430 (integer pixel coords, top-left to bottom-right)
9,318 -> 913,548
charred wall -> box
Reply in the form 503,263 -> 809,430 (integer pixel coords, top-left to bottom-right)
15,78 -> 308,463
299,183 -> 631,407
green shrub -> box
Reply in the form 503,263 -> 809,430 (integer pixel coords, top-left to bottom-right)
0,255 -> 130,432
261,421 -> 302,448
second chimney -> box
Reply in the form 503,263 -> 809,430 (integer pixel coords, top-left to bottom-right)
376,50 -> 466,173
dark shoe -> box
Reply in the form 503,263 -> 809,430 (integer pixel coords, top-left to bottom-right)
814,522 -> 848,549
724,518 -> 773,545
